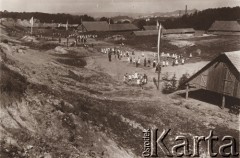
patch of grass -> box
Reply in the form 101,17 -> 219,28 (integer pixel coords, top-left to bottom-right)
56,58 -> 87,68
0,63 -> 28,100
23,42 -> 60,51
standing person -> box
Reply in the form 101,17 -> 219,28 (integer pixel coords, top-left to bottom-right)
120,51 -> 123,60
128,74 -> 132,81
75,36 -> 78,47
143,74 -> 148,84
189,53 -> 192,58
123,73 -> 128,83
181,58 -> 185,65
144,58 -> 147,67
137,57 -> 141,67
67,37 -> 69,48
162,60 -> 166,67
130,56 -> 132,63
166,60 -> 169,67
117,51 -> 120,60
58,35 -> 61,43
108,51 -> 112,62
175,59 -> 179,66
133,57 -> 136,64
126,52 -> 129,57
134,72 -> 138,79
153,60 -> 156,68
148,58 -> 151,67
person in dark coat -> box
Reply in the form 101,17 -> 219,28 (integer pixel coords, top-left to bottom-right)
153,60 -> 156,68
108,52 -> 112,62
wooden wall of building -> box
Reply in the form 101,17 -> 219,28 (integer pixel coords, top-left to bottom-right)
189,61 -> 240,99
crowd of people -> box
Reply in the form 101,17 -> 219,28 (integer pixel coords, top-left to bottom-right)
100,46 -> 195,88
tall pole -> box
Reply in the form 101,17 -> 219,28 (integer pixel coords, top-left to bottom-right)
31,26 -> 33,35
157,24 -> 162,90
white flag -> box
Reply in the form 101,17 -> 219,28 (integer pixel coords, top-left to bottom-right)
156,20 -> 159,29
66,21 -> 68,31
30,17 -> 34,26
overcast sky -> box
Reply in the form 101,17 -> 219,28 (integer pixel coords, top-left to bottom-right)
1,0 -> 239,13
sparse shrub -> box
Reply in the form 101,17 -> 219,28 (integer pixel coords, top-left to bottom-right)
162,74 -> 177,94
162,72 -> 170,81
0,63 -> 28,98
185,104 -> 190,109
178,73 -> 190,89
2,39 -> 8,43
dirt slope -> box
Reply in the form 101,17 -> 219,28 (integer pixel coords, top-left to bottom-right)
0,25 -> 239,158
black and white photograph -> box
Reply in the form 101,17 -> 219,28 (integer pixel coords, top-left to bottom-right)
0,0 -> 239,157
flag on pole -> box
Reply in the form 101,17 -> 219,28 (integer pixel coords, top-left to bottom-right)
66,21 -> 68,31
30,17 -> 34,35
30,17 -> 34,26
156,20 -> 160,29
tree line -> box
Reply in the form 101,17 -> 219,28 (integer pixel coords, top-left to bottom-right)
1,6 -> 240,30
164,7 -> 240,30
133,7 -> 240,30
0,11 -> 95,24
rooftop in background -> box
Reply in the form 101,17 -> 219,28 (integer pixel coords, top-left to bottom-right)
143,25 -> 158,30
80,21 -> 109,32
109,23 -> 139,31
208,21 -> 240,32
163,28 -> 195,34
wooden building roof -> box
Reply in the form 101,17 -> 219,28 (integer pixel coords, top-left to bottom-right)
208,21 -> 240,32
143,25 -> 158,30
80,21 -> 109,32
109,23 -> 139,31
163,28 -> 195,34
133,30 -> 158,36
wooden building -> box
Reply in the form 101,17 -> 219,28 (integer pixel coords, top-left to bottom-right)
109,23 -> 139,32
133,28 -> 195,36
208,21 -> 240,35
182,51 -> 240,108
163,28 -> 195,34
77,21 -> 139,32
133,30 -> 159,36
143,25 -> 158,30
77,21 -> 109,32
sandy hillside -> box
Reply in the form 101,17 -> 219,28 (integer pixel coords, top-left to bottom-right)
0,25 -> 239,158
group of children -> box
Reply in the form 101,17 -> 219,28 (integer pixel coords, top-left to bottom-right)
101,47 -> 131,62
123,72 -> 148,88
